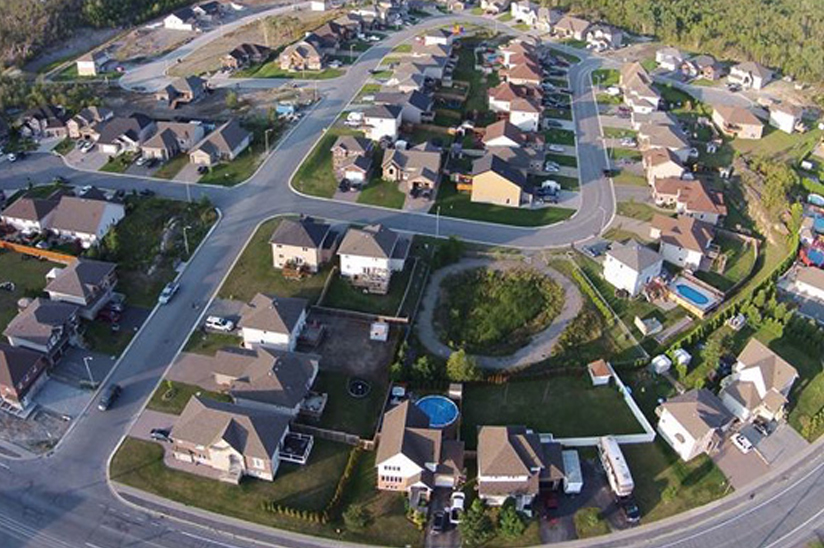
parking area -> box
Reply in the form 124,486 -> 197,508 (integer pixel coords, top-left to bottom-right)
425,489 -> 460,548
65,146 -> 110,171
712,436 -> 770,489
33,378 -> 93,419
129,409 -> 178,442
51,347 -> 117,387
743,421 -> 809,467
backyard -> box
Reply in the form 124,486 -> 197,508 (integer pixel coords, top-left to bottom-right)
305,370 -> 387,438
292,126 -> 358,198
322,261 -> 415,317
694,233 -> 757,292
0,251 -> 60,333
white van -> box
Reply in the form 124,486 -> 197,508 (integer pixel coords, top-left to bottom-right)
205,315 -> 235,332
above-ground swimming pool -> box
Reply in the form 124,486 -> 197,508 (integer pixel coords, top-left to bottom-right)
668,276 -> 723,316
675,283 -> 710,306
415,395 -> 460,428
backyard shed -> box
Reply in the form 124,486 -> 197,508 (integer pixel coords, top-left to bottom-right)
562,450 -> 583,494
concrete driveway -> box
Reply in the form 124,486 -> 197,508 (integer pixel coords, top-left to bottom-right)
176,162 -> 204,183
33,379 -> 92,419
712,436 -> 770,489
746,422 -> 809,467
66,147 -> 111,171
129,409 -> 178,442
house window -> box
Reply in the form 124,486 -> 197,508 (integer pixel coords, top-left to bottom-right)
252,457 -> 266,469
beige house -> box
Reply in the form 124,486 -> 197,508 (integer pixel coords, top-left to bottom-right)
269,217 -> 336,273
712,105 -> 764,140
553,15 -> 590,40
189,119 -> 252,167
66,106 -> 113,140
642,148 -> 685,185
471,154 -> 533,208
170,396 -> 291,483
76,50 -> 108,77
141,122 -> 206,161
382,143 -> 442,192
0,343 -> 49,411
279,39 -> 325,71
45,259 -> 117,320
652,178 -> 727,225
656,389 -> 733,462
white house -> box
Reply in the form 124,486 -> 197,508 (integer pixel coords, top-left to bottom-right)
76,51 -> 108,77
656,389 -> 733,462
49,196 -> 126,249
508,98 -> 541,132
793,266 -> 824,301
620,62 -> 660,114
238,293 -> 308,351
769,104 -> 802,134
310,0 -> 329,10
0,197 -> 58,235
510,1 -> 539,26
719,339 -> 798,422
650,214 -> 714,271
655,47 -> 684,72
164,7 -> 199,31
729,62 -> 772,90
362,105 -> 402,142
603,242 -> 663,296
337,224 -> 409,294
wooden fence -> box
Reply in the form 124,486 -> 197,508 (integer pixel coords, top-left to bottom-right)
0,241 -> 76,264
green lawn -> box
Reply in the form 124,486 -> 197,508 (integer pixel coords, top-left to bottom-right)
597,93 -> 623,105
305,370 -> 387,438
357,178 -> 406,209
146,380 -> 232,415
322,263 -> 413,316
110,437 -> 352,535
603,127 -> 638,139
292,126 -> 358,198
613,170 -> 648,187
513,23 -> 530,31
550,48 -> 580,64
461,376 -> 643,448
623,442 -> 729,522
610,148 -> 643,162
217,217 -> 331,303
603,227 -> 651,243
616,200 -> 664,222
545,152 -> 577,167
392,43 -> 412,53
53,138 -> 75,155
574,508 -> 610,538
432,182 -> 574,227
545,128 -> 575,146
183,331 -> 243,356
592,69 -> 619,87
84,320 -> 137,357
498,12 -> 513,21
551,175 -> 579,190
99,153 -> 134,173
641,58 -> 658,72
240,62 -> 344,79
453,37 -> 499,115
153,153 -> 190,180
733,125 -> 822,164
198,146 -> 261,186
545,107 -> 573,121
694,233 -> 756,292
0,251 -> 60,333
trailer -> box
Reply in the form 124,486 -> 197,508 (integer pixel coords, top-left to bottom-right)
562,450 -> 583,495
597,436 -> 634,498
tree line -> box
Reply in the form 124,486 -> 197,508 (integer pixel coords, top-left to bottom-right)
548,0 -> 824,81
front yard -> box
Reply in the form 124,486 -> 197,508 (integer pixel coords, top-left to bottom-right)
292,126 -> 359,198
146,380 -> 232,415
357,177 -> 406,209
152,153 -> 190,180
199,117 -> 284,186
616,200 -> 666,222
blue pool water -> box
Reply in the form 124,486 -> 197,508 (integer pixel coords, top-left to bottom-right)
415,396 -> 459,428
676,283 -> 710,306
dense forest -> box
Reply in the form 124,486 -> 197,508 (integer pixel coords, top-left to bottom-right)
552,0 -> 824,81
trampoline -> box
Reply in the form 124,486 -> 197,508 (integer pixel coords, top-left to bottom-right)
348,378 -> 371,399
415,395 -> 460,428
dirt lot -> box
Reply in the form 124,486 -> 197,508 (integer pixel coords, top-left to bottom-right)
110,27 -> 198,64
299,310 -> 402,382
0,408 -> 70,455
169,10 -> 345,77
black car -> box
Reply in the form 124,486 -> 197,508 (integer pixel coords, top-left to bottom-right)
619,496 -> 641,524
139,189 -> 155,197
432,511 -> 448,534
98,384 -> 122,411
197,165 -> 208,175
603,168 -> 619,177
150,428 -> 172,442
338,180 -> 351,192
544,120 -> 563,128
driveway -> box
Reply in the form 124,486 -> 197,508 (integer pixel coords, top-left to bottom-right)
51,347 -> 117,387
175,162 -> 203,183
712,436 -> 770,489
33,378 -> 92,419
129,409 -> 178,442
65,147 -> 110,171
425,489 -> 459,548
745,421 -> 809,467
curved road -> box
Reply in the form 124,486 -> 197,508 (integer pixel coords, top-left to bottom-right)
0,11 -> 821,548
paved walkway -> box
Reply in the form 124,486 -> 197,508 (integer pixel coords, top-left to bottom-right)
415,257 -> 583,370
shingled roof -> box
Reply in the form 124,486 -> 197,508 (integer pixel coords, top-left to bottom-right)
239,293 -> 308,335
269,218 -> 331,249
45,259 -> 116,300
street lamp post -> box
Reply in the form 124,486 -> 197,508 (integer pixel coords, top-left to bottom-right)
265,128 -> 275,152
83,356 -> 94,385
436,206 -> 441,238
186,181 -> 192,203
183,225 -> 192,258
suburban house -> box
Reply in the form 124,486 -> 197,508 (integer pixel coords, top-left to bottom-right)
223,43 -> 271,70
482,120 -> 543,149
510,1 -> 539,26
620,62 -> 660,114
189,119 -> 252,166
375,400 -> 464,504
729,61 -> 772,90
488,82 -> 543,114
170,396 -> 291,483
471,154 -> 532,208
480,0 -> 511,15
603,242 -> 663,297
3,299 -> 79,363
422,28 -> 454,47
155,76 -> 206,108
769,104 -> 803,134
499,40 -> 537,68
642,148 -> 685,184
484,147 -> 544,173
362,105 -> 402,142
536,7 -> 562,32
682,54 -> 724,81
49,196 -> 126,248
656,389 -> 733,462
193,1 -> 224,21
374,90 -> 434,124
269,217 -> 336,273
655,47 -> 684,72
585,24 -> 622,50
553,15 -> 590,40
279,39 -> 325,72
76,50 -> 109,77
508,97 -> 542,132
67,106 -> 113,139
330,135 -> 374,183
141,121 -> 206,161
0,197 -> 58,235
18,105 -> 69,139
477,426 -> 564,513
712,105 -> 764,140
337,224 -> 409,294
95,114 -> 157,155
163,8 -> 199,31
638,123 -> 691,162
0,343 -> 49,411
650,214 -> 714,271
45,259 -> 117,320
652,178 -> 727,225
382,143 -> 442,193
502,62 -> 543,87
720,339 -> 799,422
238,293 -> 308,352
792,266 -> 824,302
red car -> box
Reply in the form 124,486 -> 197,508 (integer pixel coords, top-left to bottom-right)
543,492 -> 559,514
97,308 -> 122,324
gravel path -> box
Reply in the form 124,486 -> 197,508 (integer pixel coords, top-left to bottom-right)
415,257 -> 583,370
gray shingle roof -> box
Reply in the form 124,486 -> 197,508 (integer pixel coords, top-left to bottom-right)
239,293 -> 307,335
658,389 -> 732,439
337,224 -> 399,259
269,218 -> 330,249
607,242 -> 662,272
45,259 -> 116,300
3,299 -> 78,346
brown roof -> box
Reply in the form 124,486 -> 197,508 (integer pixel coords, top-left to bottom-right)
45,259 -> 115,300
338,224 -> 400,259
588,359 -> 611,378
504,63 -> 543,82
714,105 -> 764,127
382,147 -> 442,186
1,197 -> 58,222
171,396 -> 289,461
0,343 -> 45,394
478,425 -> 546,477
376,400 -> 442,470
270,218 -> 331,249
653,179 -> 727,216
482,120 -> 525,145
239,293 -> 307,335
330,135 -> 372,156
3,299 -> 78,346
50,196 -> 124,236
510,97 -> 541,113
621,62 -> 657,99
797,266 -> 824,291
640,123 -> 690,150
736,338 -> 798,393
643,148 -> 682,168
555,15 -> 590,34
651,214 -> 714,253
658,389 -> 732,439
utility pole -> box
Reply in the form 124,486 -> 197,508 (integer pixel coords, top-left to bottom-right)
436,205 -> 441,238
83,356 -> 94,385
183,225 -> 192,258
186,181 -> 192,203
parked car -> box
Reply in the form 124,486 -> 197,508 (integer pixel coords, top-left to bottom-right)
105,300 -> 125,313
158,282 -> 180,305
135,155 -> 148,167
449,492 -> 465,524
731,433 -> 754,453
432,511 -> 448,534
150,428 -> 172,442
619,495 -> 641,524
205,315 -> 235,332
544,120 -> 563,128
98,384 -> 122,411
547,144 -> 565,153
542,491 -> 559,516
603,168 -> 619,177
139,188 -> 156,197
97,308 -> 121,324
197,165 -> 208,175
7,153 -> 17,162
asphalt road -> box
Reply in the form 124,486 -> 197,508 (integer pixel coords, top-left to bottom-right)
0,11 -> 822,548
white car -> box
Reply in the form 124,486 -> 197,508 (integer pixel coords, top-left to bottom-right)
205,315 -> 235,332
605,86 -> 622,96
328,60 -> 342,69
544,164 -> 560,173
135,155 -> 148,166
7,153 -> 17,162
731,433 -> 753,454
449,492 -> 465,525
547,145 -> 564,153
158,282 -> 180,305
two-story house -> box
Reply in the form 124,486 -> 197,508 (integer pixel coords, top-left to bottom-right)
49,196 -> 126,249
382,142 -> 442,193
44,259 -> 117,320
3,299 -> 79,363
650,214 -> 714,271
269,217 -> 337,273
337,224 -> 409,294
652,178 -> 727,225
0,197 -> 58,235
656,389 -> 733,462
238,293 -> 308,351
0,343 -> 50,411
603,242 -> 663,297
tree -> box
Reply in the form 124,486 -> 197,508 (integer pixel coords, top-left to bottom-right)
498,499 -> 526,539
447,349 -> 482,381
459,499 -> 494,547
411,356 -> 437,383
225,90 -> 240,110
342,504 -> 371,531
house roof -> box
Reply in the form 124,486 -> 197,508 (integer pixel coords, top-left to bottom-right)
488,81 -> 541,102
0,343 -> 45,393
193,119 -> 251,157
227,43 -> 271,61
504,62 -> 542,82
338,224 -> 400,259
653,178 -> 727,216
143,122 -> 202,150
331,135 -> 372,155
691,54 -> 717,69
621,62 -> 657,99
72,106 -> 112,126
45,259 -> 116,300
363,104 -> 403,120
797,266 -> 824,291
376,400 -> 442,470
472,154 -> 530,190
555,15 -> 590,34
382,147 -> 442,186
3,299 -> 78,346
643,148 -> 682,168
407,89 -> 434,111
484,146 -> 542,170
1,197 -> 58,222
171,396 -> 289,461
170,7 -> 196,21
510,96 -> 541,113
588,359 -> 612,378
269,218 -> 330,249
239,293 -> 308,335
482,120 -> 524,145
734,61 -> 771,79
478,425 -> 550,479
607,242 -> 662,272
50,196 -> 123,236
736,338 -> 798,393
658,389 -> 732,439
96,114 -> 154,145
640,123 -> 689,150
283,38 -> 323,62
651,214 -> 714,253
657,47 -> 683,60
714,105 -> 764,127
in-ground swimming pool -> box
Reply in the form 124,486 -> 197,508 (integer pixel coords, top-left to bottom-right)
675,283 -> 710,306
415,395 -> 460,428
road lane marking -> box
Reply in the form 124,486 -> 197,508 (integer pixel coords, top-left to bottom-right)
180,530 -> 243,547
